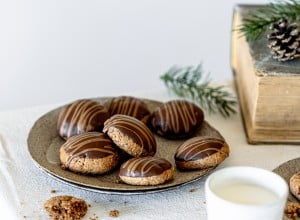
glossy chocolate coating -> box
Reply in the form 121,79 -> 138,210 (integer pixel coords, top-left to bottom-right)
175,137 -> 227,162
103,114 -> 156,156
104,96 -> 151,123
151,100 -> 204,139
119,157 -> 172,177
61,132 -> 119,168
57,99 -> 110,140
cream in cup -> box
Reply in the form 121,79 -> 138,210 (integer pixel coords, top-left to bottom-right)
205,166 -> 288,220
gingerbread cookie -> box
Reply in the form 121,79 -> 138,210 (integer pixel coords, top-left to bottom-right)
151,100 -> 204,139
119,157 -> 174,186
290,171 -> 300,200
104,96 -> 151,123
57,99 -> 110,140
174,136 -> 229,170
103,114 -> 156,157
60,132 -> 120,174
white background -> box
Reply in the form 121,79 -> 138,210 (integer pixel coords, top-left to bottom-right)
0,0 -> 268,111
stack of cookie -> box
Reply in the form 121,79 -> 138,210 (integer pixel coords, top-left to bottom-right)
57,96 -> 230,186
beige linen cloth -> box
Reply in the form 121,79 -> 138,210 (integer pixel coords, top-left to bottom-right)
0,88 -> 299,219
0,134 -> 20,219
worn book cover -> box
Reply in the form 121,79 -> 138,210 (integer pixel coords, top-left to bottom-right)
231,4 -> 300,144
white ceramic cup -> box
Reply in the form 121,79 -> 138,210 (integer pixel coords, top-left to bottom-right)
205,166 -> 288,220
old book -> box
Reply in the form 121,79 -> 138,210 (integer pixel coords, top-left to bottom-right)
231,4 -> 300,144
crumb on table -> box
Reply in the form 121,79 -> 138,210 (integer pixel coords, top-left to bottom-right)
109,209 -> 120,217
285,202 -> 300,219
89,214 -> 99,220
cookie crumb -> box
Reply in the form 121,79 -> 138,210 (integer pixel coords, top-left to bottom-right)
60,164 -> 67,170
109,209 -> 120,217
285,202 -> 300,219
89,214 -> 99,220
44,195 -> 88,220
50,190 -> 57,194
189,188 -> 196,192
115,179 -> 122,184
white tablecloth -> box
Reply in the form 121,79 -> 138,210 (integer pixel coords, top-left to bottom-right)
1,88 -> 299,220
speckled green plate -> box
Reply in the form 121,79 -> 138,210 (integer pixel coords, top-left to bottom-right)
27,97 -> 224,194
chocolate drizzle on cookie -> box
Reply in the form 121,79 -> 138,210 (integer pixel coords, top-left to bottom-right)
175,137 -> 228,162
57,99 -> 110,140
119,157 -> 172,177
61,132 -> 119,168
151,100 -> 204,139
103,114 -> 156,156
104,96 -> 151,123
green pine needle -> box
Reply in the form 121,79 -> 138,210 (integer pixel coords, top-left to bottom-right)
238,0 -> 300,42
160,64 -> 237,117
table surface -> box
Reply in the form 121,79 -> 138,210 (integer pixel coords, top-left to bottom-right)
1,87 -> 299,220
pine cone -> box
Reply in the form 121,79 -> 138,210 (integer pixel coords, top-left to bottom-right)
267,19 -> 300,62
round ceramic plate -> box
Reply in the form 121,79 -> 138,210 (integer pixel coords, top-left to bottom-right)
27,97 -> 224,194
273,157 -> 300,202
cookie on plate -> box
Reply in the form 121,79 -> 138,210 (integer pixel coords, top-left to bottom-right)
119,157 -> 174,186
44,195 -> 88,220
290,171 -> 300,200
151,100 -> 204,139
57,99 -> 110,140
174,136 -> 229,170
60,132 -> 120,174
103,114 -> 156,157
104,96 -> 151,124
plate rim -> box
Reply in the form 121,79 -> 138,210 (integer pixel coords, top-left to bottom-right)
33,158 -> 213,195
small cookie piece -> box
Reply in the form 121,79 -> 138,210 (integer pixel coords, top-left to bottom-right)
290,171 -> 300,200
44,195 -> 88,220
57,99 -> 110,140
104,96 -> 151,123
60,132 -> 120,174
119,157 -> 174,186
103,114 -> 156,157
285,202 -> 300,219
109,209 -> 120,217
151,100 -> 204,139
174,136 -> 229,170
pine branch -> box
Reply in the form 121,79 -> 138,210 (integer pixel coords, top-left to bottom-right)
160,64 -> 237,117
238,0 -> 300,42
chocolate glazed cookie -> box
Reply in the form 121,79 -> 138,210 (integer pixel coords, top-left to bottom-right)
57,99 -> 110,140
289,171 -> 300,200
151,100 -> 204,139
103,114 -> 156,157
60,132 -> 120,174
104,96 -> 151,124
119,157 -> 174,186
174,136 -> 229,170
